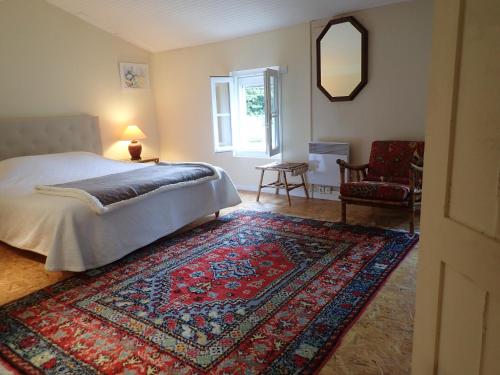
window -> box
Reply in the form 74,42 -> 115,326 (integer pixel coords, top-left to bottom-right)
210,77 -> 233,152
210,67 -> 281,158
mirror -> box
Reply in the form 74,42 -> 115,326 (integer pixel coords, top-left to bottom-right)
317,16 -> 368,101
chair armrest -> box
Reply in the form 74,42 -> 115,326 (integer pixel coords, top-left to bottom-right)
337,160 -> 369,183
410,163 -> 423,174
337,160 -> 369,171
409,163 -> 424,194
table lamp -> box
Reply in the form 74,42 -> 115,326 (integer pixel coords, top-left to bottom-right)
122,125 -> 146,160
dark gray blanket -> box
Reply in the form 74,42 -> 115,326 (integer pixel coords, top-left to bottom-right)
36,163 -> 218,213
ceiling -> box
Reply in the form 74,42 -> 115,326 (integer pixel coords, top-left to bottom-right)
46,0 -> 408,52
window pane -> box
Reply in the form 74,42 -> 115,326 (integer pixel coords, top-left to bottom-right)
265,69 -> 280,156
270,75 -> 277,113
245,86 -> 265,116
236,75 -> 266,153
216,82 -> 231,113
217,116 -> 232,147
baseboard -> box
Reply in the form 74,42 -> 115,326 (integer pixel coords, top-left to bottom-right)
236,184 -> 340,201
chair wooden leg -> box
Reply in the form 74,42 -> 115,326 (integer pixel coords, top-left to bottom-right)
275,171 -> 281,195
409,208 -> 415,234
256,170 -> 265,202
341,201 -> 347,223
300,173 -> 310,199
282,172 -> 292,206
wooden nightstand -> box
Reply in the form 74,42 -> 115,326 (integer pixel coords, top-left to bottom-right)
123,157 -> 160,163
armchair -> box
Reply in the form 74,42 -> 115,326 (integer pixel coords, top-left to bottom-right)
337,141 -> 424,234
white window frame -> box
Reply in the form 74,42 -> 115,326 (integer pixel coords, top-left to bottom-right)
233,72 -> 266,158
210,67 -> 282,158
210,76 -> 235,153
264,68 -> 281,157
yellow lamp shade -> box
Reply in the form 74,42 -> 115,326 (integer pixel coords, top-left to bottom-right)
121,125 -> 146,141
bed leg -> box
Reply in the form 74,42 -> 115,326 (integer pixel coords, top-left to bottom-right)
215,211 -> 220,219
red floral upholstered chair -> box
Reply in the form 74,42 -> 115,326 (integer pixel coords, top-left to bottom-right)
336,141 -> 424,233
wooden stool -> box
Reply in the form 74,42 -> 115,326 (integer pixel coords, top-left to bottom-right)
256,162 -> 310,206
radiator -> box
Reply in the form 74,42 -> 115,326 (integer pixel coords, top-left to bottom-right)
308,142 -> 350,187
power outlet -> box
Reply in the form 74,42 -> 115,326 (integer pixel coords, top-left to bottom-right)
317,185 -> 332,194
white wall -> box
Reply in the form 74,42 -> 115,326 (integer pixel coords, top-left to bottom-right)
311,0 -> 433,164
0,0 -> 433,183
152,23 -> 311,187
0,0 -> 159,159
152,0 -> 432,188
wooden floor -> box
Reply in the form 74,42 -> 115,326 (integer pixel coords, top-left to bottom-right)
0,191 -> 418,375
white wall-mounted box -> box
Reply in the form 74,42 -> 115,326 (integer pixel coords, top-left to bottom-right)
308,142 -> 350,188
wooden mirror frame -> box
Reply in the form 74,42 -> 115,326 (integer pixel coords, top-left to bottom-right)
316,16 -> 368,102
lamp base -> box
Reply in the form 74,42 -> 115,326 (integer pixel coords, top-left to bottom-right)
128,140 -> 142,160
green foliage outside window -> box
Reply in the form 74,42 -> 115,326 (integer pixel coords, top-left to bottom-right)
245,86 -> 265,117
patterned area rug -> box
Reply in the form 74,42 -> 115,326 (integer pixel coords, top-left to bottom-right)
0,210 -> 418,374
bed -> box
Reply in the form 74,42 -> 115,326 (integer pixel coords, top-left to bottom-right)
0,115 -> 241,271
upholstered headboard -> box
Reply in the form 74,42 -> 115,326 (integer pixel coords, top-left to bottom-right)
0,115 -> 102,160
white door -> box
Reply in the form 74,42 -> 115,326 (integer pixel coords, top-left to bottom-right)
412,0 -> 500,374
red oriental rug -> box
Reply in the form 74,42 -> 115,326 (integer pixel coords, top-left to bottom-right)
0,210 -> 418,374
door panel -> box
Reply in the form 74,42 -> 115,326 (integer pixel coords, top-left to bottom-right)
447,0 -> 500,238
412,0 -> 500,374
437,265 -> 485,375
482,296 -> 500,374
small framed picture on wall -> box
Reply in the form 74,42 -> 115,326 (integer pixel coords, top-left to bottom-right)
119,62 -> 150,90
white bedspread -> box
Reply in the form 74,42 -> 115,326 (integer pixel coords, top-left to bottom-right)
0,152 -> 241,271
